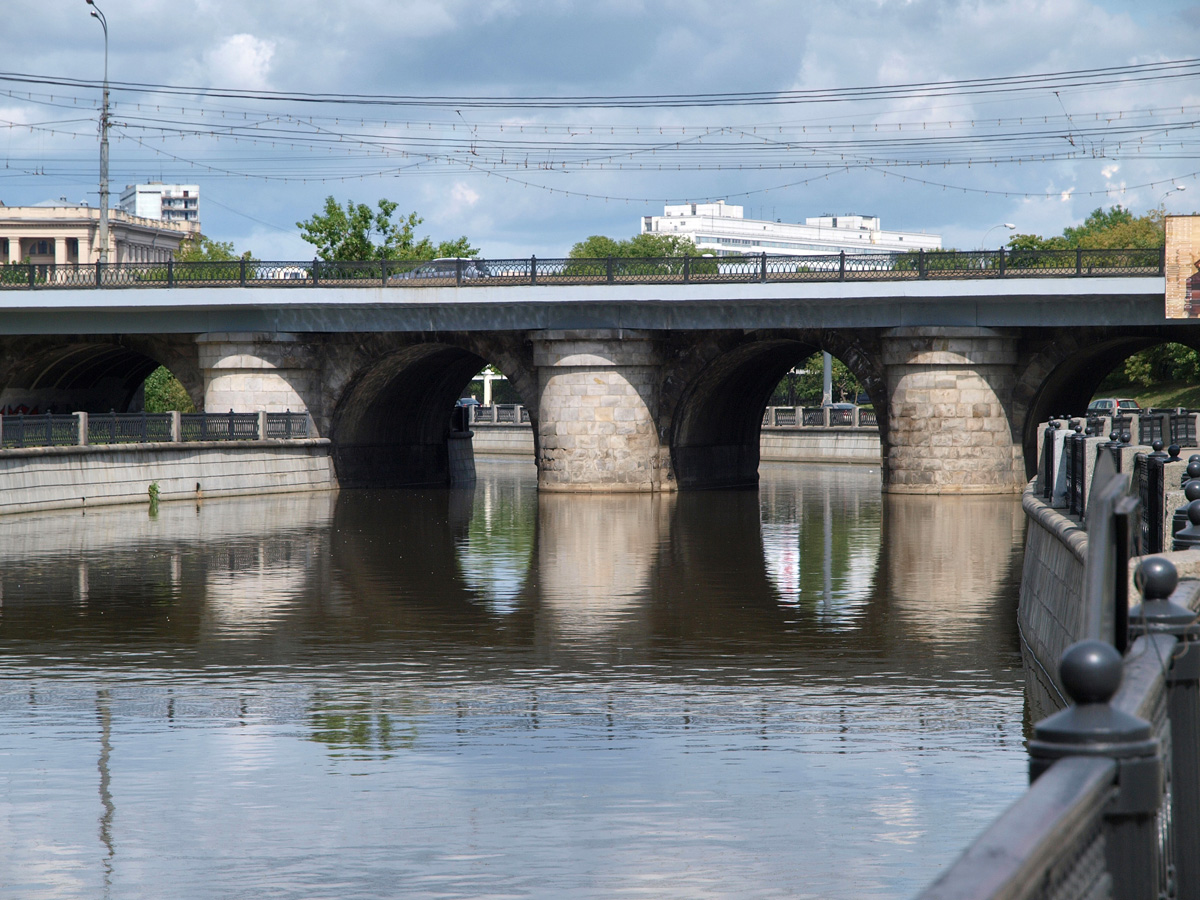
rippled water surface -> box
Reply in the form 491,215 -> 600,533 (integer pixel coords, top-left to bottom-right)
0,460 -> 1028,899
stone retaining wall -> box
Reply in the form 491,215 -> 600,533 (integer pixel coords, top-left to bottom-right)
1018,486 -> 1089,717
0,439 -> 335,516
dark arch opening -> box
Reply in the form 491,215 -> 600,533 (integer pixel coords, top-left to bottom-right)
1019,335 -> 1200,477
330,342 -> 535,488
671,338 -> 881,489
0,339 -> 198,415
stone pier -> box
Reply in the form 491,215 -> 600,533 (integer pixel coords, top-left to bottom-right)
532,330 -> 673,492
882,327 -> 1024,494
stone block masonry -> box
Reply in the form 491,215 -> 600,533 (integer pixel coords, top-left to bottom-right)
0,440 -> 335,516
883,327 -> 1025,494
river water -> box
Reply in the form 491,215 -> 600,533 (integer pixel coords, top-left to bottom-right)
0,459 -> 1028,900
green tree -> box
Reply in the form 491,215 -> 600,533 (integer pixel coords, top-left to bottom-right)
569,232 -> 704,258
177,234 -> 253,262
769,353 -> 863,406
142,366 -> 195,413
298,197 -> 476,262
1009,205 -> 1165,251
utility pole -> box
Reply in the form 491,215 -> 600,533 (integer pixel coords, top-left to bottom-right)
822,352 -> 833,406
87,0 -> 110,265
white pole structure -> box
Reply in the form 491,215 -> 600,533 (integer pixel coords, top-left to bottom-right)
981,223 -> 1016,249
87,0 -> 110,265
822,352 -> 833,406
1161,185 -> 1187,211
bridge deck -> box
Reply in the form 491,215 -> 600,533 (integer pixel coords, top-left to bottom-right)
0,277 -> 1172,333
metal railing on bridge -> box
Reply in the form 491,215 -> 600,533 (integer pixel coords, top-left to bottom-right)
0,410 -> 312,449
0,247 -> 1166,291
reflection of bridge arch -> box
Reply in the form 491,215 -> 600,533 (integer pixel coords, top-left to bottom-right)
0,334 -> 201,413
326,333 -> 538,487
659,330 -> 885,489
1012,327 -> 1200,476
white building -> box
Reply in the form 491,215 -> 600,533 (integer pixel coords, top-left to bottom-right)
641,201 -> 940,256
118,183 -> 200,224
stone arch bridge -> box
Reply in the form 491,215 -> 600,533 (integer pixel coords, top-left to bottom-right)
0,275 -> 1185,493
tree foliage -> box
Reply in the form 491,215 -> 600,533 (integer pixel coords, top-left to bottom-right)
298,197 -> 476,262
569,232 -> 705,258
142,366 -> 195,413
769,353 -> 863,406
177,234 -> 253,262
1009,205 -> 1165,251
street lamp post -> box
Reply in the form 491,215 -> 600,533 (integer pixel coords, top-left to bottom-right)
1161,184 -> 1187,212
982,223 -> 1017,249
87,0 -> 109,265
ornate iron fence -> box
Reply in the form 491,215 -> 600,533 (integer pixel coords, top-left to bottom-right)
180,411 -> 259,441
1,413 -> 79,448
264,411 -> 310,440
87,411 -> 174,444
0,247 -> 1166,291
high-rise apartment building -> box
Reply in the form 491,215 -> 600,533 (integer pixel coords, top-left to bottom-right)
118,183 -> 200,224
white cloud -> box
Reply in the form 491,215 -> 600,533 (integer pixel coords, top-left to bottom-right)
451,183 -> 481,208
204,34 -> 276,91
1101,164 -> 1120,179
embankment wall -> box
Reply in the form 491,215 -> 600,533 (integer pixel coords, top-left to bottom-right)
470,424 -> 882,464
0,439 -> 335,515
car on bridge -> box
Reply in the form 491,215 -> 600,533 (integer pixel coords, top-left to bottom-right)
1086,398 -> 1141,415
390,257 -> 490,284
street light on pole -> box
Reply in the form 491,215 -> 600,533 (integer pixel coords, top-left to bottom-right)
1161,184 -> 1186,212
86,0 -> 109,265
981,223 -> 1016,249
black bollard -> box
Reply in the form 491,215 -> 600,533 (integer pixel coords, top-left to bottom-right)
1169,444 -> 1182,461
1174,499 -> 1200,551
1149,439 -> 1169,460
1128,557 -> 1200,900
1027,641 -> 1161,900
1172,481 -> 1200,538
1183,458 -> 1200,489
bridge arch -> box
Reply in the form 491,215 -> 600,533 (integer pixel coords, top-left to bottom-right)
1013,327 -> 1200,477
659,330 -> 886,489
0,335 -> 202,414
325,333 -> 538,487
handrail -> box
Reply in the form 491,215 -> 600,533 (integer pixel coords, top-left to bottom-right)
917,756 -> 1116,900
0,247 -> 1165,291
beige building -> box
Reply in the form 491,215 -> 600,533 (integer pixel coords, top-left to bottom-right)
0,201 -> 200,266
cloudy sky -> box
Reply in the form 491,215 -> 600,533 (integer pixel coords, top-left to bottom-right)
1,0 -> 1198,259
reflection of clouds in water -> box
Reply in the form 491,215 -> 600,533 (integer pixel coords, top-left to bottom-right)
455,472 -> 534,615
457,545 -> 528,615
762,523 -> 801,604
759,473 -> 881,627
538,493 -> 670,638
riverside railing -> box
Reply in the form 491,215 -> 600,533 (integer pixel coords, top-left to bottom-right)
0,247 -> 1166,291
465,403 -> 880,429
0,410 -> 311,449
918,467 -> 1200,900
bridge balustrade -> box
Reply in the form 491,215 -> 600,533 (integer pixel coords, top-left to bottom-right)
0,247 -> 1166,291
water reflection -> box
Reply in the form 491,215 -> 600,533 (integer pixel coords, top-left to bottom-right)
456,472 -> 535,614
536,491 -> 672,639
0,461 -> 1028,900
